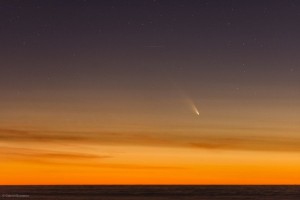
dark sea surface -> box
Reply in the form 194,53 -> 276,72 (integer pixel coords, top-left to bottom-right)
0,185 -> 299,200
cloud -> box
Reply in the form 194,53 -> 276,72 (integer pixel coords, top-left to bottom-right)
0,146 -> 110,161
189,135 -> 300,152
0,128 -> 171,146
0,129 -> 87,142
0,146 -> 183,170
1,127 -> 300,152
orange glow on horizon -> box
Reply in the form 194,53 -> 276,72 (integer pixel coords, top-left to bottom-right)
1,144 -> 300,185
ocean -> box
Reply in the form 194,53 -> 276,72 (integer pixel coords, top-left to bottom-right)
0,185 -> 299,200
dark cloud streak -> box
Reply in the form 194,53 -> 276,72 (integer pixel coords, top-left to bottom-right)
1,127 -> 300,152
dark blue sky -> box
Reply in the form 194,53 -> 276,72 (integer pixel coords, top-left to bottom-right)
1,0 -> 299,91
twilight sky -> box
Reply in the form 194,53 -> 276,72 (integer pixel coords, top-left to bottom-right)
0,0 -> 300,184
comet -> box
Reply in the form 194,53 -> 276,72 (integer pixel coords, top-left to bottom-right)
192,103 -> 200,115
184,96 -> 200,116
168,79 -> 200,116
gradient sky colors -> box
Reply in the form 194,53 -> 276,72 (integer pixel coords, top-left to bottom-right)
0,0 -> 300,184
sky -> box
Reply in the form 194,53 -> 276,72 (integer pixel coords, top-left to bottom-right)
0,0 -> 300,184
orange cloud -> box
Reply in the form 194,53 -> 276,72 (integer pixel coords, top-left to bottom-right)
0,146 -> 110,162
1,127 -> 300,152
